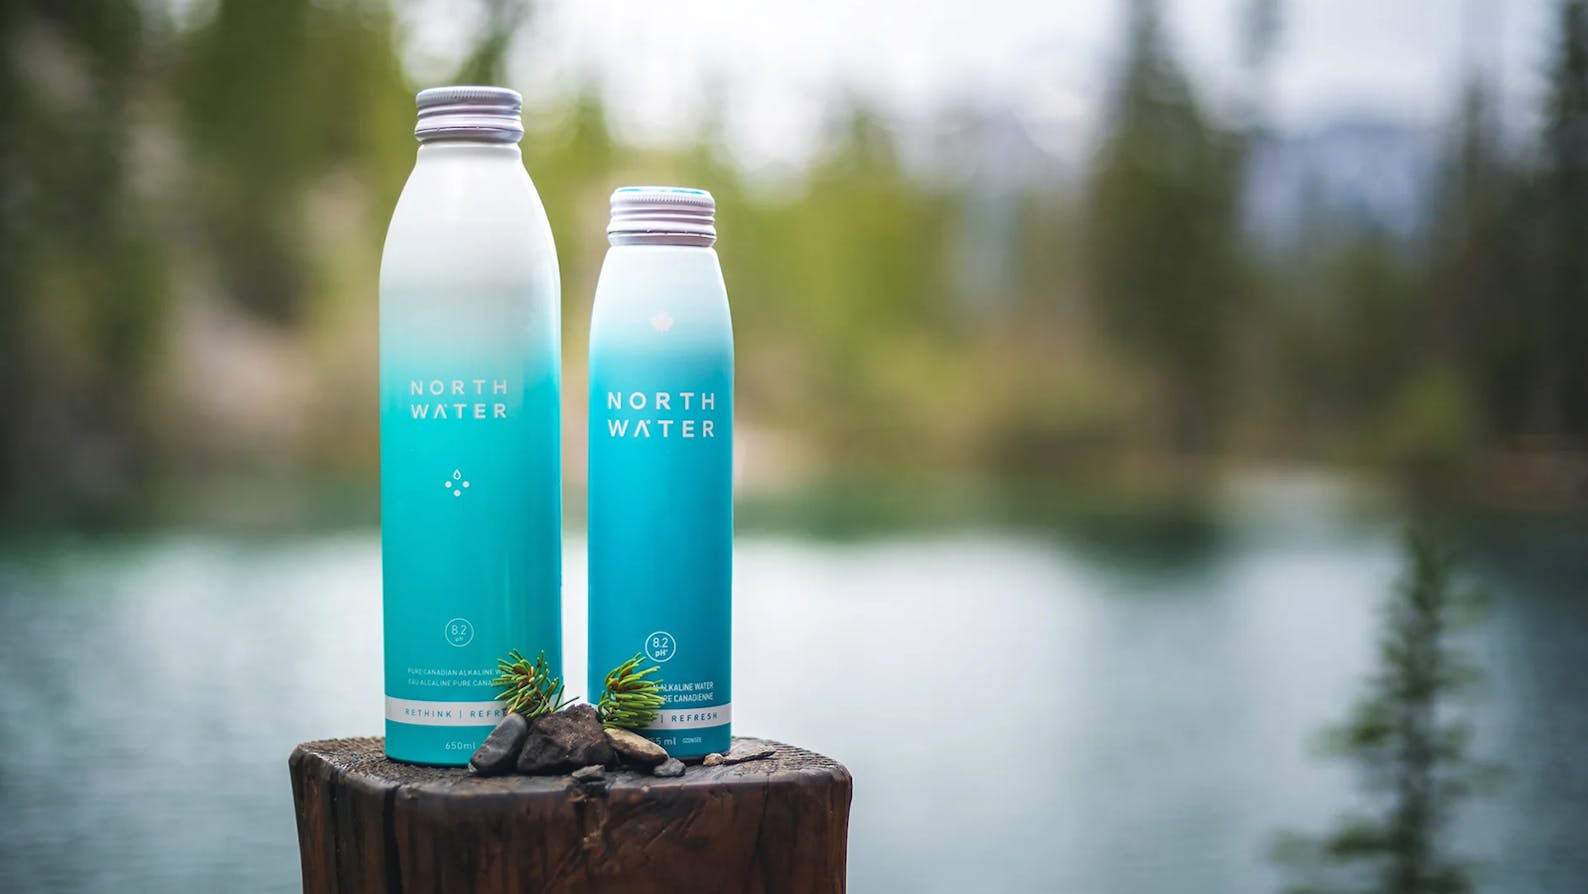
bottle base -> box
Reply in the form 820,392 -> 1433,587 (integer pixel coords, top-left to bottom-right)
384,719 -> 491,767
638,723 -> 730,759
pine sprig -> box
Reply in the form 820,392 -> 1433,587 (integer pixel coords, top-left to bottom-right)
491,649 -> 572,719
597,652 -> 665,729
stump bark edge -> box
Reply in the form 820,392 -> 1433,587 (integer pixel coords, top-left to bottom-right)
289,735 -> 852,893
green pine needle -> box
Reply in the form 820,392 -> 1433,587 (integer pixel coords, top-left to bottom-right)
597,652 -> 665,729
490,649 -> 572,719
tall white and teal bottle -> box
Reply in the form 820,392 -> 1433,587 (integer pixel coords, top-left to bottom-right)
588,187 -> 733,757
379,87 -> 562,765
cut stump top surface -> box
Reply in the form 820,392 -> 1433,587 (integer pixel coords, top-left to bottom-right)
291,735 -> 849,804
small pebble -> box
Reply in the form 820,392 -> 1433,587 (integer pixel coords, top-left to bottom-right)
572,764 -> 605,782
702,753 -> 725,766
605,727 -> 668,767
721,742 -> 776,765
469,713 -> 529,777
652,758 -> 685,778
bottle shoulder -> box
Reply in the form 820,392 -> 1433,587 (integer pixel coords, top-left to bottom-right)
595,245 -> 725,293
589,246 -> 731,351
388,157 -> 547,227
381,152 -> 558,285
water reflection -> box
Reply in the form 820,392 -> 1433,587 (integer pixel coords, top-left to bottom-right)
0,514 -> 1583,893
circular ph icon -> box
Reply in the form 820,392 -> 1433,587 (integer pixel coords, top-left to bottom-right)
445,617 -> 475,647
644,630 -> 676,663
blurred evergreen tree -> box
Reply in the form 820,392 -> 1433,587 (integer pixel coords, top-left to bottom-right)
1085,0 -> 1247,454
0,1 -> 169,519
1265,214 -> 1428,469
1274,530 -> 1493,894
1535,0 -> 1588,444
452,0 -> 530,86
1332,233 -> 1425,431
521,89 -> 617,299
1239,0 -> 1281,72
1427,79 -> 1523,447
776,105 -> 956,463
1236,0 -> 1281,127
176,0 -> 411,324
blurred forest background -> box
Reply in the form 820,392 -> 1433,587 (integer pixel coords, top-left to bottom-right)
4,4 -> 1588,892
2,0 -> 1587,529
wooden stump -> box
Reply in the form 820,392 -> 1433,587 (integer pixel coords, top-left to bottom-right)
289,736 -> 852,893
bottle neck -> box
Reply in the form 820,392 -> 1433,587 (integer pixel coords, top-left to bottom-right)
415,141 -> 522,164
608,234 -> 716,248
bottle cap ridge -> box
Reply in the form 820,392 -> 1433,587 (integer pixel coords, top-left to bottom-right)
415,86 -> 524,144
608,186 -> 716,246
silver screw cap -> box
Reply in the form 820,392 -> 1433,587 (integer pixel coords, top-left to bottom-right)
415,85 -> 523,144
607,186 -> 716,246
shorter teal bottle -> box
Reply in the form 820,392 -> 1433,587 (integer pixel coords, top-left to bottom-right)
587,187 -> 732,757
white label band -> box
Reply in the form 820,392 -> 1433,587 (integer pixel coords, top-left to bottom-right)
644,703 -> 732,731
384,697 -> 729,730
385,697 -> 508,727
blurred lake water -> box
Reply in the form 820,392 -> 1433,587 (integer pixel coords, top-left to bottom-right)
1,493 -> 1584,892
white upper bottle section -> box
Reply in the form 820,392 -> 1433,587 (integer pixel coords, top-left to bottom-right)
380,87 -> 559,346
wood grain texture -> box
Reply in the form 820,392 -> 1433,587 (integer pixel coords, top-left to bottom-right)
289,736 -> 852,893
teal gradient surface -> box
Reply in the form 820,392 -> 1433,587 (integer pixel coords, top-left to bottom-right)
588,244 -> 733,757
378,143 -> 562,765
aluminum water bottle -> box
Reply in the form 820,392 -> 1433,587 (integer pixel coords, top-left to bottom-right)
588,187 -> 733,757
379,87 -> 562,765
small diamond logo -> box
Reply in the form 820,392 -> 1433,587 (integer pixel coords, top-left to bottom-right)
443,469 -> 470,497
650,311 -> 674,333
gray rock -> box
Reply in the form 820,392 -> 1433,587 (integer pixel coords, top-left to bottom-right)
516,704 -> 616,775
468,712 -> 528,776
652,757 -> 685,778
701,752 -> 725,766
571,764 -> 605,782
604,727 -> 668,767
721,742 -> 776,765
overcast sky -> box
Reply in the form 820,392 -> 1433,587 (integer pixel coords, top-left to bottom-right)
404,0 -> 1559,171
